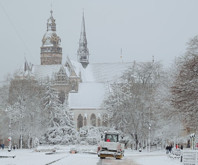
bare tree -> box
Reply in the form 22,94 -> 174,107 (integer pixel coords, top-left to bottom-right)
0,84 -> 10,140
152,65 -> 184,146
171,35 -> 198,132
103,61 -> 163,150
7,77 -> 44,148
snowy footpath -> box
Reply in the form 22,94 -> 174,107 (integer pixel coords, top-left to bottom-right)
0,145 -> 182,165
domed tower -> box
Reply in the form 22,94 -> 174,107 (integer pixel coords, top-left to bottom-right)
40,10 -> 62,65
77,12 -> 89,68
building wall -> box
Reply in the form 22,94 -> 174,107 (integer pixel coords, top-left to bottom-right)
40,53 -> 62,65
71,108 -> 108,130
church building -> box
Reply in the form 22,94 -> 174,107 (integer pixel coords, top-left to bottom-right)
17,10 -> 133,130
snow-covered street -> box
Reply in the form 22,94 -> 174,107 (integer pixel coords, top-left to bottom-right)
0,146 -> 182,165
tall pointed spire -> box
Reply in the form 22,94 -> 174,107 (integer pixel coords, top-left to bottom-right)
80,12 -> 87,44
77,11 -> 89,68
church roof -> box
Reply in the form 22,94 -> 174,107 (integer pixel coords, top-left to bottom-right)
32,64 -> 70,81
68,61 -> 133,109
84,62 -> 133,83
70,60 -> 133,83
68,82 -> 106,109
17,58 -> 133,85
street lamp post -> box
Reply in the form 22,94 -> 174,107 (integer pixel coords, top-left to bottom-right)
8,125 -> 11,151
148,106 -> 151,152
20,113 -> 23,149
148,123 -> 151,152
6,108 -> 12,152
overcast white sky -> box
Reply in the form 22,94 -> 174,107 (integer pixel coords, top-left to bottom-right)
0,0 -> 198,82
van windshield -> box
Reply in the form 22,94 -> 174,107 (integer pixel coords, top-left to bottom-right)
105,134 -> 118,142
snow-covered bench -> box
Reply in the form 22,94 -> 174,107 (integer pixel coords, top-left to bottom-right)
34,146 -> 57,153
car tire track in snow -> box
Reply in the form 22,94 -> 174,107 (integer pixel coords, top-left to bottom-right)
45,155 -> 69,165
97,157 -> 139,165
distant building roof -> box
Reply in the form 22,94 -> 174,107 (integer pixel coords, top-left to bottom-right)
70,60 -> 133,83
32,65 -> 68,81
68,61 -> 134,109
82,62 -> 133,83
17,57 -> 133,84
68,83 -> 106,109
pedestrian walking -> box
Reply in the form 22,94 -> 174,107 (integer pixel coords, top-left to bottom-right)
166,145 -> 169,154
2,144 -> 4,150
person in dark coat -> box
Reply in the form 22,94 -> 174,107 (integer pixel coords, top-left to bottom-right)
166,145 -> 169,154
170,144 -> 172,153
2,144 -> 4,150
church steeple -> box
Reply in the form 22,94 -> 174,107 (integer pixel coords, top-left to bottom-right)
47,10 -> 56,31
40,10 -> 62,65
77,12 -> 89,68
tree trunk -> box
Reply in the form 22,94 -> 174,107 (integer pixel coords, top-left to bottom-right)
135,133 -> 138,150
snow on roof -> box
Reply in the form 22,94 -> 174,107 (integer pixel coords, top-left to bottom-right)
70,60 -> 95,82
27,58 -> 133,84
68,62 -> 133,110
88,62 -> 133,83
32,65 -> 69,81
68,83 -> 106,109
69,60 -> 83,75
71,62 -> 133,83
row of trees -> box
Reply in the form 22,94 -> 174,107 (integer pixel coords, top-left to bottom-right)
103,35 -> 198,149
103,61 -> 169,149
0,78 -> 76,148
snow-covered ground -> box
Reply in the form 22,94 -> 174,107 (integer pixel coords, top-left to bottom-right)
0,145 -> 182,165
126,150 -> 181,165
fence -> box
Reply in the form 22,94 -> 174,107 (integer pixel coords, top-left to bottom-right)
169,149 -> 181,159
182,150 -> 198,165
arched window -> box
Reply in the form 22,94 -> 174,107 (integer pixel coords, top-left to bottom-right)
102,114 -> 108,127
71,81 -> 76,90
77,114 -> 83,130
90,114 -> 96,126
98,118 -> 101,127
84,117 -> 87,126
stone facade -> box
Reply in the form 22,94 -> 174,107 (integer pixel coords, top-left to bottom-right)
72,108 -> 108,131
39,11 -> 81,101
40,10 -> 62,65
